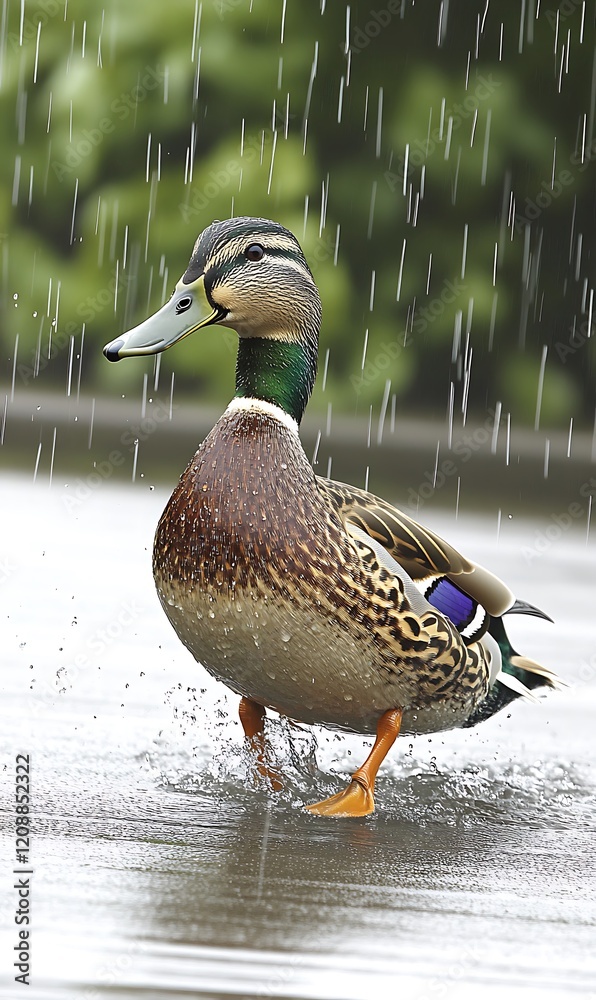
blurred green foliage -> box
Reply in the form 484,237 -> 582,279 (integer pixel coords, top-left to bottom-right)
0,0 -> 594,424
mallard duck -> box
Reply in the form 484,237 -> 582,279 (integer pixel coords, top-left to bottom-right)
103,217 -> 561,817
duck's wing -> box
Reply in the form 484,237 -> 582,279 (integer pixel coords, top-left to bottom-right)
318,475 -> 559,697
317,477 -> 514,616
317,477 -> 561,717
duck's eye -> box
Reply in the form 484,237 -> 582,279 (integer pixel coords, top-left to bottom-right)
175,295 -> 193,314
244,244 -> 265,262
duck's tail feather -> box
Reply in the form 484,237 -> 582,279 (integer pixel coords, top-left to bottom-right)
509,654 -> 568,691
494,669 -> 542,704
462,613 -> 565,728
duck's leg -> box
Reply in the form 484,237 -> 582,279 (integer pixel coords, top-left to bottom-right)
238,696 -> 283,791
306,708 -> 403,817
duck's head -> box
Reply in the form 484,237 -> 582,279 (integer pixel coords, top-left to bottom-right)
103,217 -> 322,423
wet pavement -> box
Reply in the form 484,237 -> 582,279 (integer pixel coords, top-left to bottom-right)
1,472 -> 595,999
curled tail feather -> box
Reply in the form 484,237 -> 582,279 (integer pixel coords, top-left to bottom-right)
462,617 -> 564,728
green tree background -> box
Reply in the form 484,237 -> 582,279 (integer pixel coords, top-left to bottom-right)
0,0 -> 594,426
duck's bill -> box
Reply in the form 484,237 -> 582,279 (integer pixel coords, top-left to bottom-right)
103,274 -> 222,362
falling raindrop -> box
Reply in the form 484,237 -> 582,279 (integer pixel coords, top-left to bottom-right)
375,87 -> 383,159
49,427 -> 57,488
66,335 -> 75,397
303,41 -> 319,146
447,382 -> 455,449
33,443 -> 42,483
432,441 -> 440,488
169,372 -> 175,420
76,327 -> 85,402
12,155 -> 21,206
396,239 -> 406,301
321,347 -> 330,391
376,380 -> 391,446
191,0 -> 202,63
33,21 -> 42,83
337,75 -> 345,124
567,417 -> 574,459
10,333 -> 19,401
444,116 -> 453,160
343,4 -> 350,56
534,345 -> 548,431
141,373 -> 148,419
481,110 -> 491,186
360,328 -> 369,371
311,429 -> 321,466
0,396 -> 7,445
145,133 -> 152,184
266,130 -> 278,195
491,402 -> 502,454
368,270 -> 376,312
488,294 -> 498,351
460,223 -> 468,280
543,439 -> 550,479
131,439 -> 139,483
88,398 -> 96,450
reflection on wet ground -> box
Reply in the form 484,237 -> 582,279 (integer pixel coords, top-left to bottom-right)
1,474 -> 595,999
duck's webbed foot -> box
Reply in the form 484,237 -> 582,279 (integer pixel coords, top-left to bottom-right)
306,708 -> 403,817
238,696 -> 284,792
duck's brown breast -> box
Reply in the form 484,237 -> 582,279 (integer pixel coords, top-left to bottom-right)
151,403 -> 489,734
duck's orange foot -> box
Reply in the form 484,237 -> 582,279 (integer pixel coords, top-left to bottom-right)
239,697 -> 284,792
306,776 -> 374,817
254,760 -> 284,793
305,708 -> 404,818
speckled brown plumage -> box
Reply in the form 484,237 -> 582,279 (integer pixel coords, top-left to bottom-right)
103,216 -> 558,815
153,402 -> 490,735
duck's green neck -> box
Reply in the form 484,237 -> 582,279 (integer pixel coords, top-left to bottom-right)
234,337 -> 317,424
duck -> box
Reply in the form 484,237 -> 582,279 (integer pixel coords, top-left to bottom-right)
103,216 -> 562,817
